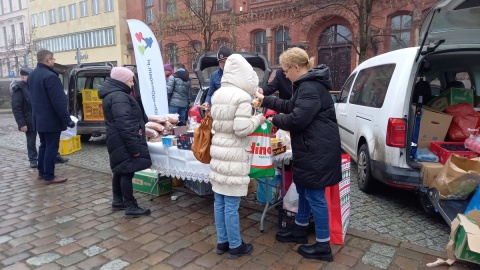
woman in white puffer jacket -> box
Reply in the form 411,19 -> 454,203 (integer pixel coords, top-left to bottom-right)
209,54 -> 265,259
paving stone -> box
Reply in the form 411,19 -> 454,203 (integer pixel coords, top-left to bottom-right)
1,252 -> 31,266
56,237 -> 76,246
369,243 -> 397,258
393,255 -> 419,270
54,215 -> 76,224
78,255 -> 109,270
362,252 -> 393,270
142,250 -> 171,266
26,252 -> 62,266
83,245 -> 106,257
167,248 -> 201,268
55,251 -> 88,267
99,259 -> 130,270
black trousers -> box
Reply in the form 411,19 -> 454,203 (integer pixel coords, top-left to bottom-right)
38,132 -> 61,180
112,172 -> 135,203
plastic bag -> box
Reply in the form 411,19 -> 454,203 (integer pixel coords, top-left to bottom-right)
283,183 -> 298,213
248,121 -> 275,178
465,187 -> 480,215
415,148 -> 439,162
191,113 -> 213,164
445,103 -> 480,142
275,129 -> 291,150
60,116 -> 78,139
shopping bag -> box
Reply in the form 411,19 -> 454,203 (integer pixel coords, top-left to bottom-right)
60,116 -> 78,139
325,154 -> 351,245
248,121 -> 275,178
283,183 -> 299,213
191,112 -> 213,164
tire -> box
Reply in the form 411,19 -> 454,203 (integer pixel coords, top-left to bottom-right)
80,134 -> 92,142
357,144 -> 375,193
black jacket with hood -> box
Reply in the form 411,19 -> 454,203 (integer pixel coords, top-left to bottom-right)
99,78 -> 152,174
262,69 -> 293,100
10,80 -> 34,131
262,65 -> 342,189
166,69 -> 191,108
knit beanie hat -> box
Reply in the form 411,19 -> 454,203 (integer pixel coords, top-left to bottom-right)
110,67 -> 134,83
20,68 -> 33,76
164,64 -> 173,71
217,46 -> 232,62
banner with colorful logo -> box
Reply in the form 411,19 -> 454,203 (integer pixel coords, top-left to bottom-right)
126,19 -> 168,116
248,121 -> 275,178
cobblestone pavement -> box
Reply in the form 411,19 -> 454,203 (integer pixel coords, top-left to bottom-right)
0,147 -> 476,270
0,113 -> 451,253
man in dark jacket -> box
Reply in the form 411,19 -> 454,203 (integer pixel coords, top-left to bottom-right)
167,63 -> 191,122
11,68 -> 70,169
202,46 -> 232,108
28,50 -> 74,184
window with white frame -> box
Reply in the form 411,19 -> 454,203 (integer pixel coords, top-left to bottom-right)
190,41 -> 202,69
69,4 -> 77,20
34,27 -> 116,52
0,0 -> 3,15
40,11 -> 47,26
19,22 -> 24,44
80,1 -> 88,17
215,0 -> 229,11
31,14 -> 38,28
275,27 -> 289,65
213,38 -> 228,52
166,44 -> 179,65
11,25 -> 16,45
390,14 -> 411,51
145,0 -> 154,24
104,0 -> 113,12
18,0 -> 21,9
92,0 -> 100,15
49,9 -> 56,24
166,0 -> 176,16
2,26 -> 8,47
254,31 -> 266,56
59,6 -> 66,22
190,0 -> 202,15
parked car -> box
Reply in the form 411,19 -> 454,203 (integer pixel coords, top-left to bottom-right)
188,52 -> 272,122
334,0 -> 479,223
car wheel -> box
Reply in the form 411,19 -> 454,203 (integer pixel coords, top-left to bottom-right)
80,134 -> 92,142
357,144 -> 375,193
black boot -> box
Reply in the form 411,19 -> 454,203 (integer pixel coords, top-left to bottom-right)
298,241 -> 333,261
111,196 -> 126,211
228,241 -> 253,259
124,201 -> 151,219
275,224 -> 308,244
216,242 -> 229,255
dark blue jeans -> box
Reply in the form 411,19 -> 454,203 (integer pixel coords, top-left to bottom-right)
25,130 -> 38,162
168,106 -> 188,122
38,132 -> 61,181
295,185 -> 330,242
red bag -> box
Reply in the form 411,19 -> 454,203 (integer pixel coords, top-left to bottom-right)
445,103 -> 480,142
325,154 -> 351,245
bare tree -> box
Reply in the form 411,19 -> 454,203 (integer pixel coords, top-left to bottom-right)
1,29 -> 37,75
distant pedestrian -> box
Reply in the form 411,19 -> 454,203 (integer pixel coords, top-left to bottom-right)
209,54 -> 266,259
202,45 -> 232,109
166,63 -> 191,122
28,50 -> 74,184
164,64 -> 173,81
99,67 -> 152,219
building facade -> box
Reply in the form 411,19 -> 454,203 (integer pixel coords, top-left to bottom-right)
27,0 -> 131,70
0,0 -> 30,78
126,0 -> 439,90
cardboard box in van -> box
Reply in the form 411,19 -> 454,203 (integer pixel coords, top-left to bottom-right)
417,106 -> 453,149
427,88 -> 474,112
420,162 -> 443,187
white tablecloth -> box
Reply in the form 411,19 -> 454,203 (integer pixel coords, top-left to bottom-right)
148,142 -> 293,183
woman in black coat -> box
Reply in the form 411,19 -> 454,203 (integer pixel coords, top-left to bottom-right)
99,67 -> 152,219
255,47 -> 341,262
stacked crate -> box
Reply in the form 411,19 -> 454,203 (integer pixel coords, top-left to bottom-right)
82,89 -> 104,121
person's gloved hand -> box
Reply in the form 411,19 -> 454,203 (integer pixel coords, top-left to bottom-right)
67,121 -> 75,128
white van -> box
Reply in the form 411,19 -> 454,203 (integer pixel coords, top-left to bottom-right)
335,0 -> 479,210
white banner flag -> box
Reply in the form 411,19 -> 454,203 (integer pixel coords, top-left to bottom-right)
126,19 -> 168,116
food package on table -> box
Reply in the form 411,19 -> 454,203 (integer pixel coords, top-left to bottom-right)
149,136 -> 162,143
166,114 -> 179,124
148,115 -> 167,124
276,129 -> 291,150
145,127 -> 159,139
146,122 -> 165,133
430,154 -> 480,200
163,121 -> 173,131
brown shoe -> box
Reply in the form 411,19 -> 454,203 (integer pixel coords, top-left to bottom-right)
44,177 -> 67,184
37,176 -> 43,180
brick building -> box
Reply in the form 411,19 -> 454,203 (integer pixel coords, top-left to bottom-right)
127,0 -> 438,90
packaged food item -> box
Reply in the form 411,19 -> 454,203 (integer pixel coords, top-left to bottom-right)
148,115 -> 167,124
166,114 -> 179,124
163,121 -> 173,131
149,136 -> 162,142
145,127 -> 159,138
146,122 -> 165,132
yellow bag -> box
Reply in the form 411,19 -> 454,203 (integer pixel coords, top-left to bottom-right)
191,113 -> 213,164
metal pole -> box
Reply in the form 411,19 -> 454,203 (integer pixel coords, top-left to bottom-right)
76,47 -> 81,65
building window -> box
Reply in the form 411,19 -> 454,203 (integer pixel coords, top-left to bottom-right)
390,14 -> 411,51
49,9 -> 56,24
10,25 -> 15,44
166,44 -> 179,65
213,38 -> 229,52
92,0 -> 100,15
215,0 -> 229,11
8,0 -> 12,12
59,6 -> 66,22
80,1 -> 88,17
34,27 -> 116,52
190,41 -> 202,69
104,0 -> 114,12
190,0 -> 203,14
69,4 -> 77,20
145,0 -> 154,24
275,27 -> 289,65
319,24 -> 352,45
40,11 -> 47,26
2,26 -> 7,47
166,0 -> 176,16
31,14 -> 38,28
18,0 -> 21,9
19,22 -> 24,44
254,31 -> 266,56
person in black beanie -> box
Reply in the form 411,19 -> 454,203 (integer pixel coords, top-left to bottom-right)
202,45 -> 232,109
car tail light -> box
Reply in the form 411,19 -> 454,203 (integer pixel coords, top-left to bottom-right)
386,118 -> 406,148
188,105 -> 202,123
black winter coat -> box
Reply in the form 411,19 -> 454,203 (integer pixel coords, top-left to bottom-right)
28,63 -> 71,132
10,80 -> 34,131
262,69 -> 293,100
99,78 -> 152,174
262,65 -> 342,189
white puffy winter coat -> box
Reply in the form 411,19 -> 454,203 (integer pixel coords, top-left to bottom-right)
209,54 -> 264,197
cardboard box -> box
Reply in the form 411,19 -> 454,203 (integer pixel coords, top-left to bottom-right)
420,162 -> 443,187
173,126 -> 188,136
133,170 -> 172,196
273,146 -> 286,156
417,106 -> 453,149
447,210 -> 480,265
428,88 -> 474,112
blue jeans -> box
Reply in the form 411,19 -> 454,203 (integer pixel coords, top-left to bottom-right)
168,106 -> 187,122
38,132 -> 61,181
295,185 -> 330,242
25,130 -> 38,162
214,192 -> 242,249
